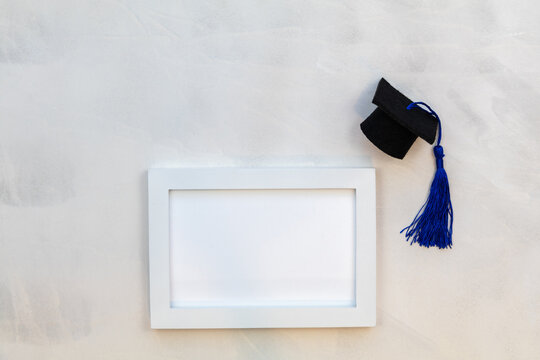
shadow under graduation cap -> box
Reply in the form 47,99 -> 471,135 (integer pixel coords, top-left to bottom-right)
360,78 -> 438,159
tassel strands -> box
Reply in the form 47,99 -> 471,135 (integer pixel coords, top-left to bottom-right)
401,102 -> 454,249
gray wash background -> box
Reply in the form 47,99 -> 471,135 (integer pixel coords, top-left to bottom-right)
1,0 -> 539,359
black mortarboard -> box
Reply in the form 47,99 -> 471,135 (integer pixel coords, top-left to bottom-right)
360,78 -> 439,159
358,78 -> 454,249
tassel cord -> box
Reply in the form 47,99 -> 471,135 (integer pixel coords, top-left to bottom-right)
406,101 -> 442,146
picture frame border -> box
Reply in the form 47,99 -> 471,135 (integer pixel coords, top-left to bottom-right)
148,167 -> 376,329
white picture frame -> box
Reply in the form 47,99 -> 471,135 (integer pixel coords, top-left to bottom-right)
148,168 -> 376,329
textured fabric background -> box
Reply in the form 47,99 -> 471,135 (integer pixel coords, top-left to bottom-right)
1,0 -> 539,359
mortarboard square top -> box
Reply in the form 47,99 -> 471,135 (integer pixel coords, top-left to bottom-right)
360,78 -> 438,159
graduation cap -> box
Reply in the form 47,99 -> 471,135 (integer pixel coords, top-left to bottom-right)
360,78 -> 438,159
360,78 -> 453,249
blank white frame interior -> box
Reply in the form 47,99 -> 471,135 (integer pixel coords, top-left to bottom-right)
148,168 -> 376,329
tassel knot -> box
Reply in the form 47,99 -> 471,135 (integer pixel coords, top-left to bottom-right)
434,145 -> 444,169
433,145 -> 444,159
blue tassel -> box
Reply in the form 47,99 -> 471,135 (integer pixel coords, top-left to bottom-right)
401,102 -> 453,249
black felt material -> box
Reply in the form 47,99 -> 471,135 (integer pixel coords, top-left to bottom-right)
360,107 -> 417,159
360,78 -> 438,159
